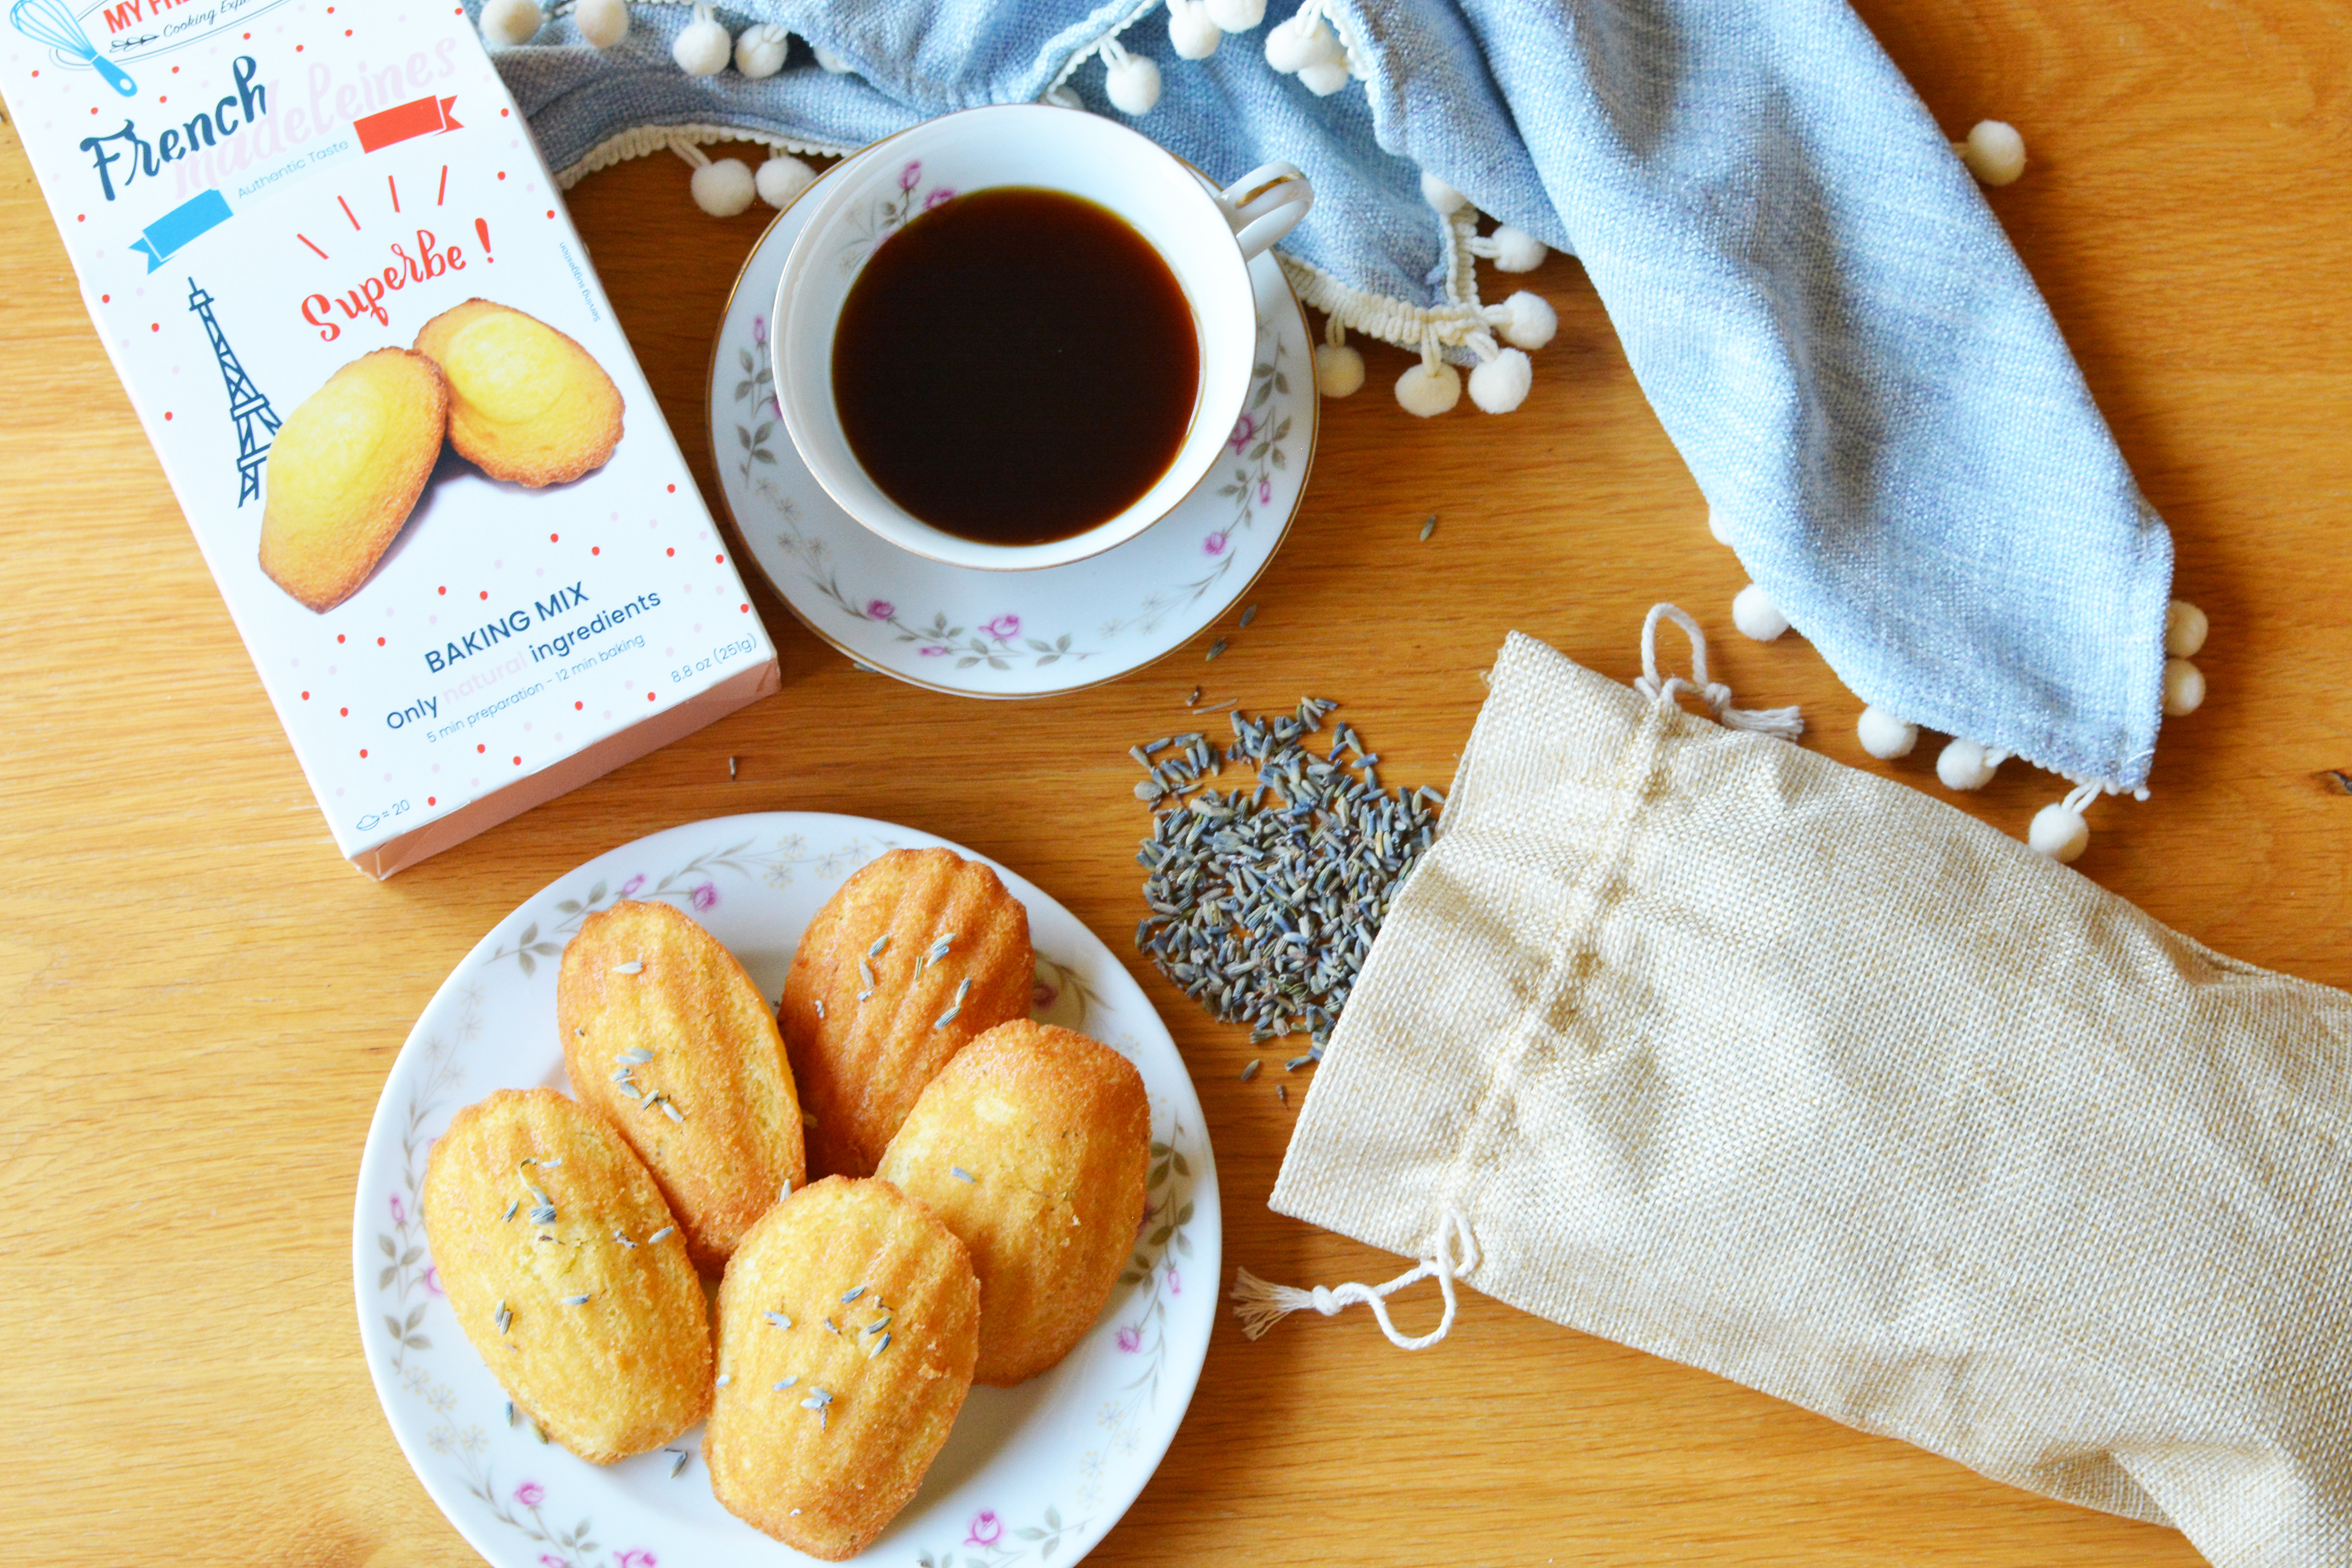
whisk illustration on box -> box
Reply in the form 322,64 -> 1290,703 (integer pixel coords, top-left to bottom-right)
10,0 -> 138,96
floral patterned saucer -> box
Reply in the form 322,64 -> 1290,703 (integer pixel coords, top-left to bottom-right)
354,813 -> 1219,1567
708,149 -> 1317,697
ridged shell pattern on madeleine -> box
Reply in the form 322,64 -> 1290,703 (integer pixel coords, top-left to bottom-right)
705,1176 -> 980,1560
559,899 -> 804,1273
877,1021 -> 1152,1385
779,848 -> 1032,1179
421,1088 -> 710,1464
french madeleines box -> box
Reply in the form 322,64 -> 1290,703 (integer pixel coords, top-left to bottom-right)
1,0 -> 779,877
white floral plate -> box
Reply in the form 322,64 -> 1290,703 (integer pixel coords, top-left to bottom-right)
709,147 -> 1316,697
354,813 -> 1218,1568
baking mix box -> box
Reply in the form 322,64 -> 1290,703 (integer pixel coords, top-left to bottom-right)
1,0 -> 780,876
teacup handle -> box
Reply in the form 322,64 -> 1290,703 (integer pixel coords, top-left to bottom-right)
1216,162 -> 1314,262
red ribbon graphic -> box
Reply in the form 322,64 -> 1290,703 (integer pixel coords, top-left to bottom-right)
354,95 -> 463,154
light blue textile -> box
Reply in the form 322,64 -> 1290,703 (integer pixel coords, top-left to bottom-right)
480,0 -> 2172,789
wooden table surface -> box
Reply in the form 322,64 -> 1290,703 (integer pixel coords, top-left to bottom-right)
3,1 -> 2346,1563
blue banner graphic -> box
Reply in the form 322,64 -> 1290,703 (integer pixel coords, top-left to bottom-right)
130,188 -> 231,272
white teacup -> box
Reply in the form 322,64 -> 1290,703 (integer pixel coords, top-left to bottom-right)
774,103 -> 1312,572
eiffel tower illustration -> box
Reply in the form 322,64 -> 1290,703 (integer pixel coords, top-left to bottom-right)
188,277 -> 280,506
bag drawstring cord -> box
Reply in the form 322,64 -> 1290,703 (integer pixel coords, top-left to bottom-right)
1228,1206 -> 1480,1350
1632,602 -> 1805,740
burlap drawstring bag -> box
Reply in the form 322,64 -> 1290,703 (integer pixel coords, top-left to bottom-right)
1241,609 -> 2352,1568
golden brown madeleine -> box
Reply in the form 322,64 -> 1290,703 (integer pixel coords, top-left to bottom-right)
413,298 -> 623,486
558,899 -> 804,1274
778,848 -> 1033,1179
876,1021 -> 1151,1385
705,1176 -> 980,1559
420,1088 -> 710,1464
258,347 -> 448,611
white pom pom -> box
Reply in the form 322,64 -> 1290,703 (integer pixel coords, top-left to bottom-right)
1168,0 -> 1222,59
1489,224 -> 1547,273
1395,360 -> 1461,417
574,0 -> 627,49
1707,506 -> 1733,546
690,157 -> 756,217
1104,51 -> 1162,115
1936,736 -> 2000,791
734,23 -> 788,77
756,153 -> 816,208
1730,582 -> 1788,642
1959,120 -> 2027,186
672,6 -> 732,75
1297,58 -> 1350,95
1044,82 -> 1081,110
1419,171 -> 1467,215
479,0 -> 543,47
1204,0 -> 1265,30
1497,290 -> 1556,350
1262,17 -> 1309,70
2162,657 -> 2206,716
2028,802 -> 2089,863
1467,348 -> 1531,414
2165,599 -> 2208,658
1312,341 -> 1364,398
1856,704 -> 1918,760
812,44 -> 853,74
1264,11 -> 1341,72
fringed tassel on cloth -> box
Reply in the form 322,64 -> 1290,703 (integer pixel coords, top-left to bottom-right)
1230,1207 -> 1479,1350
1633,604 -> 1804,740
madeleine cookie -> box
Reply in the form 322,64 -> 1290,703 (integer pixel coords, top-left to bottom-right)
559,899 -> 805,1274
705,1176 -> 980,1559
421,1088 -> 710,1464
877,1021 -> 1150,1385
258,347 -> 448,611
779,848 -> 1033,1180
414,298 -> 623,485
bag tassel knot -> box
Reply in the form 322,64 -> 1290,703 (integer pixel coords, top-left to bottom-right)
1631,602 -> 1804,740
1229,1206 -> 1479,1350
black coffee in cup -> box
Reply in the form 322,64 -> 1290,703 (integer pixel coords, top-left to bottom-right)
831,187 -> 1201,547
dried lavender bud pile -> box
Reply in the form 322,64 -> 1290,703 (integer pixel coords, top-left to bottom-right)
1130,698 -> 1445,1064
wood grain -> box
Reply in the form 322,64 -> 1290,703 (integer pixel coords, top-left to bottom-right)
1,0 -> 2345,1563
